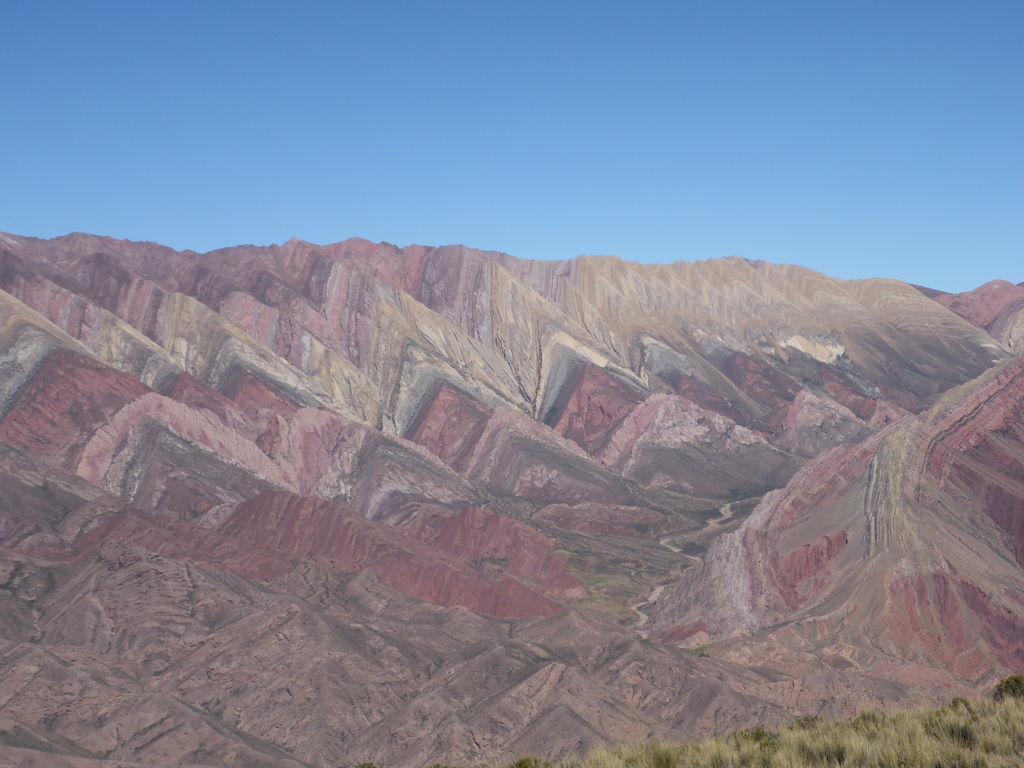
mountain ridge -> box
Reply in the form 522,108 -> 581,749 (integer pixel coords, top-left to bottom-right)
6,230 -> 1016,294
0,231 -> 1020,766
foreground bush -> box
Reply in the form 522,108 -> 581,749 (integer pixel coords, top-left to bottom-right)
556,695 -> 1024,768
992,675 -> 1024,702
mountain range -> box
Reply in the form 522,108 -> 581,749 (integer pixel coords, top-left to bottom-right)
0,231 -> 1022,767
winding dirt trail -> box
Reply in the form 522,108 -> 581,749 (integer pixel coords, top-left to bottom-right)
629,582 -> 668,637
630,497 -> 760,634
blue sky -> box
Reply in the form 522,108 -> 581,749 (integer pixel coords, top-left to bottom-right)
2,1 -> 1020,292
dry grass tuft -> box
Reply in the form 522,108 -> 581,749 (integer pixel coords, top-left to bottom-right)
556,697 -> 1024,768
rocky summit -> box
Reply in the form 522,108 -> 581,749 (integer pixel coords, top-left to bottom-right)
0,231 -> 1021,767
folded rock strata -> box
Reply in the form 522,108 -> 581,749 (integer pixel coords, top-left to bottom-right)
0,230 -> 1019,766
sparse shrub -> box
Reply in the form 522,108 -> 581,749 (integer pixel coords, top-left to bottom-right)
648,746 -> 678,768
992,674 -> 1024,701
731,726 -> 779,751
937,755 -> 985,768
618,744 -> 680,768
925,716 -> 976,747
511,758 -> 554,768
795,734 -> 846,764
851,708 -> 885,731
792,714 -> 821,730
486,694 -> 1024,768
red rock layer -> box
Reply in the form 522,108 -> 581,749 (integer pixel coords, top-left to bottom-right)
403,506 -> 585,598
549,363 -> 646,454
221,492 -> 565,618
404,382 -> 493,472
0,348 -> 149,465
931,280 -> 1024,331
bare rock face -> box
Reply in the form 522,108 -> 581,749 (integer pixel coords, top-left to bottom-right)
652,357 -> 1024,694
596,394 -> 800,498
0,231 -> 1020,766
927,279 -> 1024,331
768,389 -> 874,457
921,279 -> 1024,355
220,492 -> 570,617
